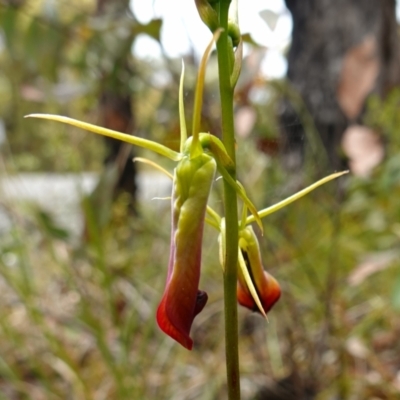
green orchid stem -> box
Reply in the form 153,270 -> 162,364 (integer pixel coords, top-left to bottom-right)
216,1 -> 241,399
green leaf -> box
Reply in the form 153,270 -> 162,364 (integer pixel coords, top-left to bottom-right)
34,208 -> 69,241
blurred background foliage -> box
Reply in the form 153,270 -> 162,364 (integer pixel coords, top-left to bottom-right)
1,1 -> 400,399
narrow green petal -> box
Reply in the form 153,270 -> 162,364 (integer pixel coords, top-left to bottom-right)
205,205 -> 222,228
205,216 -> 220,230
191,29 -> 222,159
134,157 -> 174,179
240,203 -> 248,230
179,61 -> 187,153
230,39 -> 242,89
246,170 -> 349,225
217,162 -> 263,232
26,114 -> 182,161
238,246 -> 267,318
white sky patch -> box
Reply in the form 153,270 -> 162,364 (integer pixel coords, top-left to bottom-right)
130,0 -> 291,79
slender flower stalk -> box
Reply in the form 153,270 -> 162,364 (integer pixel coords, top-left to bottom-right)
212,0 -> 242,397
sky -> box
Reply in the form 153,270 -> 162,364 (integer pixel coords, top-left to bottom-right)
130,0 -> 291,79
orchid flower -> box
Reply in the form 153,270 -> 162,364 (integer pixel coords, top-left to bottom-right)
216,169 -> 347,318
25,31 -> 257,350
26,30 -> 348,350
237,226 -> 281,316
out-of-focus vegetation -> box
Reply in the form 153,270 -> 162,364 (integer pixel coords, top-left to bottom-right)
1,1 -> 400,399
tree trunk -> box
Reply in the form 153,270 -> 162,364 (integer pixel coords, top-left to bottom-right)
281,0 -> 400,171
95,0 -> 137,206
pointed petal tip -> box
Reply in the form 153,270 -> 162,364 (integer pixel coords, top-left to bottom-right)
237,271 -> 281,315
156,290 -> 208,350
156,298 -> 194,350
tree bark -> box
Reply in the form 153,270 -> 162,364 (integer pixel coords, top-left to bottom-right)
281,0 -> 400,170
95,0 -> 137,205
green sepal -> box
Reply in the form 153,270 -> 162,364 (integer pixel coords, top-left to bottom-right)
25,114 -> 182,161
230,39 -> 243,89
237,239 -> 267,318
216,162 -> 263,232
245,170 -> 349,225
179,61 -> 187,153
191,29 -> 222,159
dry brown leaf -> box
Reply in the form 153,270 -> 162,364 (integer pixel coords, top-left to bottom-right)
235,106 -> 257,138
341,125 -> 384,177
337,35 -> 380,120
393,372 -> 400,392
347,251 -> 398,286
346,337 -> 369,359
